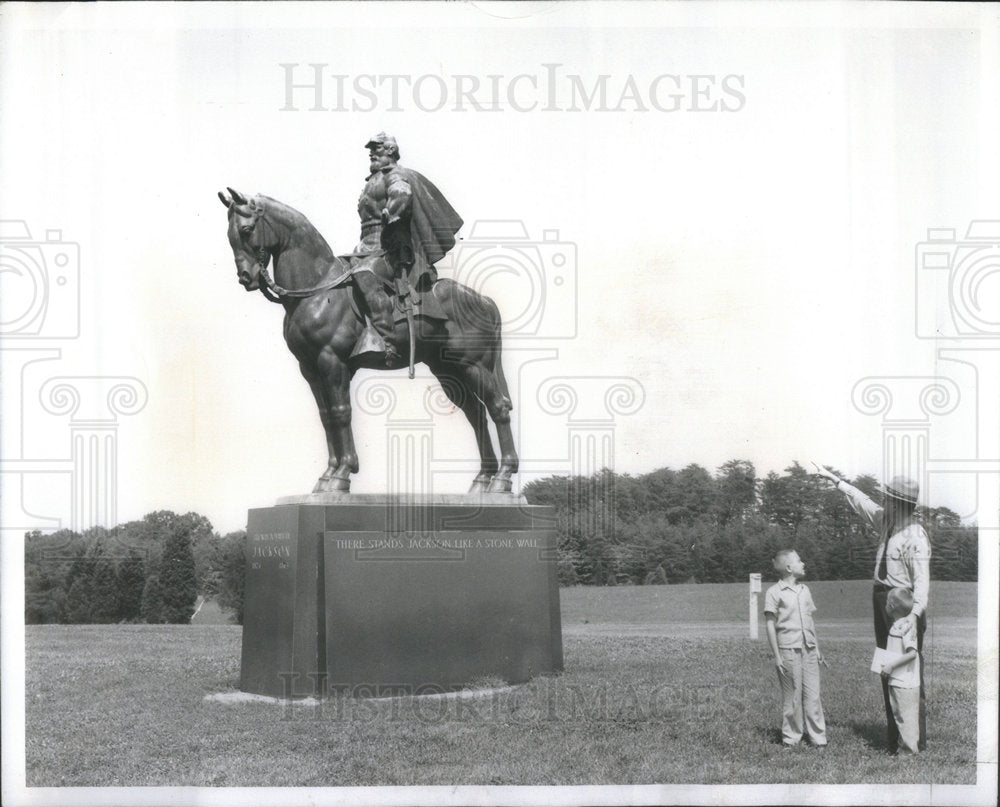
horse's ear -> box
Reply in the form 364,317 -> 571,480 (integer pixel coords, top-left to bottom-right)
218,191 -> 232,208
227,187 -> 248,206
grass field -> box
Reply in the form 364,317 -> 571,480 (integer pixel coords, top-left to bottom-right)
25,580 -> 978,787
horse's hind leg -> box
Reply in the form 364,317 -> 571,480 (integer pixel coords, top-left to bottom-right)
435,283 -> 517,492
483,370 -> 518,493
485,344 -> 518,493
429,360 -> 499,493
477,297 -> 518,492
455,360 -> 517,494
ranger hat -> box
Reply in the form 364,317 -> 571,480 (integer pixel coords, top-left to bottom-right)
365,132 -> 398,151
880,475 -> 919,505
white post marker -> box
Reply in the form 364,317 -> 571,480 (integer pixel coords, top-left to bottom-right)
749,573 -> 761,639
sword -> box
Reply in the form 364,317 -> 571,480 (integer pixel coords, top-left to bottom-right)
396,275 -> 416,379
381,209 -> 416,379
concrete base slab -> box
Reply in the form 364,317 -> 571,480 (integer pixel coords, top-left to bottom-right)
203,690 -> 322,706
205,685 -> 520,706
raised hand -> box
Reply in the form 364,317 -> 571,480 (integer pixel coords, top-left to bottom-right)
811,461 -> 839,484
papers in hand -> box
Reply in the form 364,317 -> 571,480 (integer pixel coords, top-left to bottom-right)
871,647 -> 919,688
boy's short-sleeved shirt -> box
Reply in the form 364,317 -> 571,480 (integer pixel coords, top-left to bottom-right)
885,618 -> 920,688
764,580 -> 818,649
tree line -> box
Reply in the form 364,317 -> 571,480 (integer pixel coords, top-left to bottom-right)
522,461 -> 977,586
24,510 -> 245,625
24,461 -> 977,624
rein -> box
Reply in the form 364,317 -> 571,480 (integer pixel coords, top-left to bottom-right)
258,263 -> 353,302
250,206 -> 353,304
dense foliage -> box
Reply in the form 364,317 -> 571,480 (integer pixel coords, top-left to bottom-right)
23,461 -> 978,623
523,461 -> 978,586
24,511 -> 247,625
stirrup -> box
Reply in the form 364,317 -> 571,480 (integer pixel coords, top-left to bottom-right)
351,318 -> 386,359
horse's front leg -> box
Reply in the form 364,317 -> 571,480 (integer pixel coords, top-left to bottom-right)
318,348 -> 358,491
300,361 -> 340,492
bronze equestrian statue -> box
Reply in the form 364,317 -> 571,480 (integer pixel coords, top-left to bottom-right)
217,135 -> 518,494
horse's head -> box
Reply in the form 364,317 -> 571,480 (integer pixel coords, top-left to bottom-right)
218,187 -> 276,291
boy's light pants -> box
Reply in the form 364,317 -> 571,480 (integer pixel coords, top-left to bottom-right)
777,646 -> 827,745
889,685 -> 920,754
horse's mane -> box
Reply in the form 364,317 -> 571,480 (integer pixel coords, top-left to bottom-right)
255,194 -> 335,257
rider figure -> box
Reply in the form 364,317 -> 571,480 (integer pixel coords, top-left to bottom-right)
351,132 -> 464,366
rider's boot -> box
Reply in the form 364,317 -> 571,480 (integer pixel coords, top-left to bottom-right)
354,270 -> 400,366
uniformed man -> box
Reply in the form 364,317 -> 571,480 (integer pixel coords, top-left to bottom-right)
351,133 -> 463,365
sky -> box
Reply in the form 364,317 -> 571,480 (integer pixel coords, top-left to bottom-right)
1,2 -> 998,538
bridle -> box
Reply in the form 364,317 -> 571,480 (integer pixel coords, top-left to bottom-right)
236,198 -> 353,305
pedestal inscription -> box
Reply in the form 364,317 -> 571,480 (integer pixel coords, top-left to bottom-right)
239,506 -> 324,698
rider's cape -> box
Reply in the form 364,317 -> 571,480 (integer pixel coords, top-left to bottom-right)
385,165 -> 464,291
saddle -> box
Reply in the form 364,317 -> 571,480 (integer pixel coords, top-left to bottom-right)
330,251 -> 447,323
346,267 -> 450,364
393,282 -> 448,323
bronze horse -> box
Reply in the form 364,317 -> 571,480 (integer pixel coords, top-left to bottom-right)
218,188 -> 518,493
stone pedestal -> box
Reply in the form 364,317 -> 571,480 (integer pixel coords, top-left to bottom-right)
240,495 -> 563,698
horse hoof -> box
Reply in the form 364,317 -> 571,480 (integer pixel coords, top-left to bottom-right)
468,478 -> 490,494
314,476 -> 350,493
486,477 -> 512,494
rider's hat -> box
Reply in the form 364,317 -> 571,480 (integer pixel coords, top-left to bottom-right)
880,475 -> 919,506
365,132 -> 398,151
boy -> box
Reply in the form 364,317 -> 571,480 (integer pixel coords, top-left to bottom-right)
764,549 -> 827,747
875,587 -> 921,754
